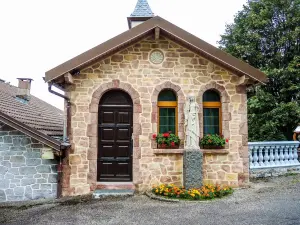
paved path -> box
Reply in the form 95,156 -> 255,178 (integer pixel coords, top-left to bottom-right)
1,174 -> 300,225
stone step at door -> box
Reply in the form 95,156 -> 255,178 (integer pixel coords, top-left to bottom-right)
93,189 -> 135,199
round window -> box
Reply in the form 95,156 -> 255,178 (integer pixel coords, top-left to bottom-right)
149,50 -> 164,64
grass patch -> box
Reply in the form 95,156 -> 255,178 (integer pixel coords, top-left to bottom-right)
285,172 -> 299,177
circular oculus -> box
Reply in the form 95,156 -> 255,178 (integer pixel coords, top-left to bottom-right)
150,50 -> 164,64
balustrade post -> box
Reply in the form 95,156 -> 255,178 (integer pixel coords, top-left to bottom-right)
288,145 -> 294,165
269,145 -> 275,166
274,146 -> 280,166
253,146 -> 259,168
258,146 -> 264,167
264,146 -> 270,166
284,145 -> 289,165
293,144 -> 300,165
279,146 -> 285,165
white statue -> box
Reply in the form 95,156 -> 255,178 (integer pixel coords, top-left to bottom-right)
184,93 -> 200,149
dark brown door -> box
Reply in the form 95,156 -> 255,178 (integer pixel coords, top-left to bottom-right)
97,90 -> 133,182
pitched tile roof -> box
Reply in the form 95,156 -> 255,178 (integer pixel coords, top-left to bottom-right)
130,0 -> 154,17
0,81 -> 63,136
45,17 -> 267,84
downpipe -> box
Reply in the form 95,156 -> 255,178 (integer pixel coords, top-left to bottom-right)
48,83 -> 71,198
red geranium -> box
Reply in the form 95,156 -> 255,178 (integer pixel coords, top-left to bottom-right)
171,141 -> 175,147
152,134 -> 157,139
226,139 -> 229,143
163,133 -> 170,138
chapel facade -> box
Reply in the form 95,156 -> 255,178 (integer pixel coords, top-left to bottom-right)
45,0 -> 267,196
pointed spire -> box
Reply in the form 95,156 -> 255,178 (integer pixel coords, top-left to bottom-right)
130,0 -> 154,17
127,0 -> 154,29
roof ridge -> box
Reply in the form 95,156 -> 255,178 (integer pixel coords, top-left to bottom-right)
130,0 -> 154,17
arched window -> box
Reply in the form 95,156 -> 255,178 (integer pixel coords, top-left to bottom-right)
158,89 -> 177,134
203,90 -> 221,135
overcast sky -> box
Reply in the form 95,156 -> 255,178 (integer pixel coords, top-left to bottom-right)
0,0 -> 246,110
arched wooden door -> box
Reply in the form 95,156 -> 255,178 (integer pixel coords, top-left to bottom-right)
97,90 -> 133,182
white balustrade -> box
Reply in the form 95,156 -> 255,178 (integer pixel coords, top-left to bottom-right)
249,141 -> 300,169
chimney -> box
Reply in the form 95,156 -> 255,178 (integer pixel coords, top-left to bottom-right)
16,78 -> 33,101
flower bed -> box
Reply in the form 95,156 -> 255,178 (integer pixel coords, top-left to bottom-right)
152,184 -> 233,200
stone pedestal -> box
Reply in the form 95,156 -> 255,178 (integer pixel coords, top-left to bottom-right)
183,149 -> 203,189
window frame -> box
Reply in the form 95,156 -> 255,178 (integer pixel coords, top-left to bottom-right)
203,96 -> 222,136
157,100 -> 178,135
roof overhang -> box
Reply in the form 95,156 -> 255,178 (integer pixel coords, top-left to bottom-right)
45,16 -> 267,85
0,111 -> 63,151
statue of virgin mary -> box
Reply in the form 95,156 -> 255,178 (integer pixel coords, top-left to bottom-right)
184,93 -> 200,149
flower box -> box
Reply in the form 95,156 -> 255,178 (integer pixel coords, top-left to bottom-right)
158,144 -> 180,149
201,145 -> 224,149
200,134 -> 228,149
152,132 -> 180,149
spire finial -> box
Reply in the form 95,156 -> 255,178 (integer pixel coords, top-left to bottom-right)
130,0 -> 154,17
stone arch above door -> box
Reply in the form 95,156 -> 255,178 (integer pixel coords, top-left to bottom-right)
151,81 -> 185,147
87,80 -> 142,190
198,82 -> 230,139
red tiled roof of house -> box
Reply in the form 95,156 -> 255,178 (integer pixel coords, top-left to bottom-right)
0,80 -> 63,136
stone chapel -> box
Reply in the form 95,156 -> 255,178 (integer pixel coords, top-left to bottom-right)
45,0 -> 267,196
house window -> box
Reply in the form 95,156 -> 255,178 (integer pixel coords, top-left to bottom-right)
158,90 -> 177,134
203,90 -> 221,135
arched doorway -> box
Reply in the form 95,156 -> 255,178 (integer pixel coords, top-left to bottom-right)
97,90 -> 133,182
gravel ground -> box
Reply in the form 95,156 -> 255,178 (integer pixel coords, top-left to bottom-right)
1,174 -> 300,225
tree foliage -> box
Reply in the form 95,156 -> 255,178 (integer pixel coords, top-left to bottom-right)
219,0 -> 300,141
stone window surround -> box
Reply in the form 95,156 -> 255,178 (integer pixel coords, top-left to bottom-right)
198,82 -> 231,141
88,79 -> 142,190
151,81 -> 186,148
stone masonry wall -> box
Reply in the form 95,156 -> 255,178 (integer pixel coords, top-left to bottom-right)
65,34 -> 249,195
0,123 -> 58,202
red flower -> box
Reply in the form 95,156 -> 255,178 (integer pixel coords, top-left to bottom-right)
226,139 -> 229,143
163,133 -> 170,138
152,134 -> 157,139
171,142 -> 175,147
161,144 -> 167,147
208,139 -> 212,143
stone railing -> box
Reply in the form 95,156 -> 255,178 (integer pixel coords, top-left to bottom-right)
249,141 -> 300,169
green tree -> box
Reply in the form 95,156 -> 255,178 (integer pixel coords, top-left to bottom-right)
219,0 -> 300,141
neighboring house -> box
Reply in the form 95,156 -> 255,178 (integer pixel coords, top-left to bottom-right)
0,79 -> 64,202
44,0 -> 267,196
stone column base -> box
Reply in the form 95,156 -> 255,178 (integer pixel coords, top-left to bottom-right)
183,149 -> 203,189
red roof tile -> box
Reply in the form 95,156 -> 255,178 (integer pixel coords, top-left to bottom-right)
0,81 -> 63,136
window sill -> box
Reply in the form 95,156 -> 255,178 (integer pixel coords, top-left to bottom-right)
153,149 -> 229,155
153,149 -> 184,154
201,149 -> 229,154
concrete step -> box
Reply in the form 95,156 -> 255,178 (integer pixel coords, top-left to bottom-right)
96,182 -> 135,190
93,189 -> 135,199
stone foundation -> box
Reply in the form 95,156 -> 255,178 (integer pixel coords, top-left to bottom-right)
250,166 -> 300,178
0,124 -> 58,202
